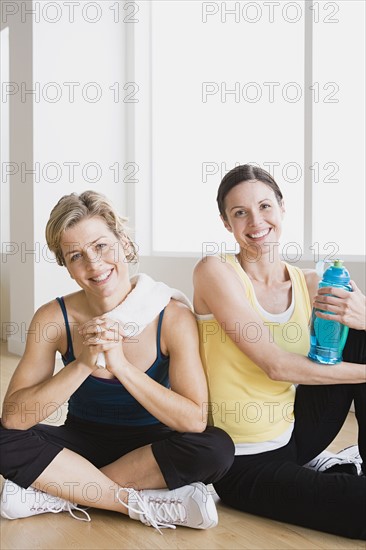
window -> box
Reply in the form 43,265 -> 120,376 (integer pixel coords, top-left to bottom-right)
312,2 -> 365,257
131,1 -> 365,260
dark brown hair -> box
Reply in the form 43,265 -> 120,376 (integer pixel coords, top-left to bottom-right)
217,164 -> 283,219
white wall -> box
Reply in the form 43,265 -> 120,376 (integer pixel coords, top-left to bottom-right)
2,1 -> 126,354
32,5 -> 127,308
140,257 -> 366,304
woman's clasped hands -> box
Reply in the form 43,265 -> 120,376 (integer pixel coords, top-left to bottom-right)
78,316 -> 127,372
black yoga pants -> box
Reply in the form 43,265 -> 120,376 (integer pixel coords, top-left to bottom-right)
214,329 -> 366,540
0,416 -> 234,492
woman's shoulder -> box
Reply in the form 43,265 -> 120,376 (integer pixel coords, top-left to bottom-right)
286,264 -> 319,287
27,299 -> 69,352
34,291 -> 84,322
164,298 -> 194,322
301,268 -> 320,283
59,290 -> 85,307
162,299 -> 198,333
194,253 -> 237,280
33,298 -> 64,322
300,268 -> 320,301
159,300 -> 199,354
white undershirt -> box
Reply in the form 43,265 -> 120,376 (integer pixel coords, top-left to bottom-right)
234,424 -> 294,455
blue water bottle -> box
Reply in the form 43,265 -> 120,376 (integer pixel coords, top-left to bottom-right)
308,260 -> 352,365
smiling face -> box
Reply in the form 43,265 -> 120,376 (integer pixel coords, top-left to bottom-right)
60,216 -> 130,300
222,179 -> 285,254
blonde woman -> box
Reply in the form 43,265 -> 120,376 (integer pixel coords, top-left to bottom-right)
0,191 -> 234,531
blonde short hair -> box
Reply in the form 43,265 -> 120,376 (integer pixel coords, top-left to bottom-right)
45,190 -> 138,266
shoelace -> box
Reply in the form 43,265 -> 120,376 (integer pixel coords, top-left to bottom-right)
143,496 -> 187,526
46,500 -> 91,522
30,489 -> 91,522
117,488 -> 187,534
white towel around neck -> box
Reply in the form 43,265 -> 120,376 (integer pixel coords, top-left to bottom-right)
96,273 -> 192,368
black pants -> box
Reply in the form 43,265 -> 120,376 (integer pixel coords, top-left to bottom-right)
214,329 -> 366,540
0,416 -> 234,491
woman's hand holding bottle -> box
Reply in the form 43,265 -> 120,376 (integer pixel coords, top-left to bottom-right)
314,279 -> 366,331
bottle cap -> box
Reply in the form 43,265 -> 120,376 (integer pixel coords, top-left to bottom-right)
323,259 -> 350,285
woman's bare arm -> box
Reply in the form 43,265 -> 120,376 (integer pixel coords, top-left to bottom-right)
193,256 -> 366,385
81,301 -> 208,433
1,301 -> 99,430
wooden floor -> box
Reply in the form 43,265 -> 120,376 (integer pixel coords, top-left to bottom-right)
0,343 -> 364,550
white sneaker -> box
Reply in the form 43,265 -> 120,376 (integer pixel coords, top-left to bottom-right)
0,479 -> 90,521
336,445 -> 363,475
118,482 -> 218,532
304,445 -> 363,475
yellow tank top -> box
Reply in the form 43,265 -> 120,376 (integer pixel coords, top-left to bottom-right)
197,254 -> 312,444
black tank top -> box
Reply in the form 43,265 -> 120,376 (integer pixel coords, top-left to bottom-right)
56,297 -> 170,425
